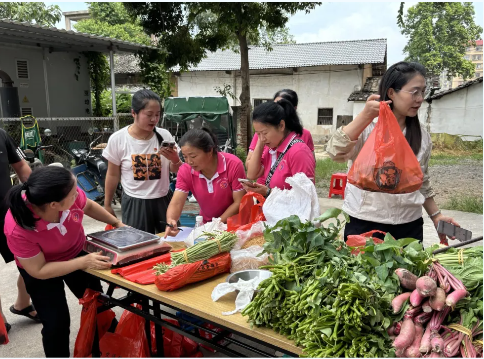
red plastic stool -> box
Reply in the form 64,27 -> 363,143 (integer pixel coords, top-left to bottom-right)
328,173 -> 347,199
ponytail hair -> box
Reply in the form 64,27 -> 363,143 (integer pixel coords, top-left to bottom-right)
179,127 -> 218,153
6,167 -> 76,230
273,89 -> 298,108
253,99 -> 303,136
131,89 -> 164,146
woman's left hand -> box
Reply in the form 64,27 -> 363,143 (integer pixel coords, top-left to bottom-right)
242,182 -> 269,197
432,213 -> 460,245
159,147 -> 180,163
113,220 -> 127,228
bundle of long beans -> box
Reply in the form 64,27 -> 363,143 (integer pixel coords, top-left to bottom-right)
154,231 -> 237,275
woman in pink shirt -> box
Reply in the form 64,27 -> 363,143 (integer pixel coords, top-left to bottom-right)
244,99 -> 315,197
3,166 -> 124,357
164,128 -> 246,237
245,89 -> 315,168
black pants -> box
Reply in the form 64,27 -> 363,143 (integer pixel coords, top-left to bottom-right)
18,252 -> 103,358
344,215 -> 424,242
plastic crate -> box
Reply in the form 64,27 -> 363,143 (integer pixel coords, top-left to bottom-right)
179,210 -> 198,227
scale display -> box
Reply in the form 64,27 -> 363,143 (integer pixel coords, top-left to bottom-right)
87,227 -> 160,252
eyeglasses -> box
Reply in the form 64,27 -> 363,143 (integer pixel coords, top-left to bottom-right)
397,89 -> 428,100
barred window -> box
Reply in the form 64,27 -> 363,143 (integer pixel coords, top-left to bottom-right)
317,108 -> 333,125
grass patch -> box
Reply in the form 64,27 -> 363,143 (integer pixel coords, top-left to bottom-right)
429,151 -> 483,166
316,159 -> 348,183
441,195 -> 483,214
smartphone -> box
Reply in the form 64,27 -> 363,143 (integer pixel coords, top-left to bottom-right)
238,178 -> 256,187
162,141 -> 176,148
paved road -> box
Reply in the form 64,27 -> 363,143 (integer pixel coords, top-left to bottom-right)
0,200 -> 481,357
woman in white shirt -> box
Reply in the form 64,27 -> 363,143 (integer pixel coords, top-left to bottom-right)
103,90 -> 183,234
327,61 -> 459,244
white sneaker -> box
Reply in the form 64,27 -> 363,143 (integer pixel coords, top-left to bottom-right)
188,195 -> 198,203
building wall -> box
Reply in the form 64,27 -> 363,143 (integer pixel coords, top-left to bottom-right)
419,82 -> 483,139
0,45 -> 91,118
177,65 -> 364,143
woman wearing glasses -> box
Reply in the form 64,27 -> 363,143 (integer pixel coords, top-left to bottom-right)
326,61 -> 459,243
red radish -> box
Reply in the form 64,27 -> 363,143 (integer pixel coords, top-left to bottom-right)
431,334 -> 444,353
387,325 -> 395,336
415,311 -> 433,325
393,318 -> 416,349
395,268 -> 418,290
394,321 -> 402,335
420,325 -> 432,354
422,299 -> 432,313
410,289 -> 425,306
392,292 -> 412,313
416,276 -> 437,297
445,289 -> 468,308
429,288 -> 446,311
405,323 -> 424,357
428,352 -> 440,358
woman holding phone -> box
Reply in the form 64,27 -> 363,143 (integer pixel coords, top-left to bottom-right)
103,89 -> 182,234
164,128 -> 246,237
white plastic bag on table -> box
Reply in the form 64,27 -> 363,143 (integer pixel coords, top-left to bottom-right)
184,217 -> 226,247
230,245 -> 269,273
263,173 -> 320,227
233,221 -> 266,250
211,277 -> 264,315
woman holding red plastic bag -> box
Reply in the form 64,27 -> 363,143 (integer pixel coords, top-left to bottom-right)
164,128 -> 246,237
327,61 -> 458,243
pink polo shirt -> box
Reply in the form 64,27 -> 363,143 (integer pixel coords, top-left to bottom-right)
256,132 -> 315,190
4,188 -> 87,268
249,129 -> 315,152
175,152 -> 246,223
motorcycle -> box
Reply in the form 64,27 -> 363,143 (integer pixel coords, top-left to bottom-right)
71,135 -> 122,205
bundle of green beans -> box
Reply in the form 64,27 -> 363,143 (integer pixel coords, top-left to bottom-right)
154,231 -> 237,275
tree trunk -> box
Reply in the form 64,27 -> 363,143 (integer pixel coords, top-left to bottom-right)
238,33 -> 251,151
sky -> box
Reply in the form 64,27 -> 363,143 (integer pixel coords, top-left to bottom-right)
47,1 -> 484,66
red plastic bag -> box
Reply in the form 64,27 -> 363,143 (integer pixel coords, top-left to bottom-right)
74,289 -> 116,358
347,230 -> 386,255
99,306 -> 150,357
348,102 -> 423,194
0,312 -> 9,345
198,323 -> 229,352
155,252 -> 231,291
150,319 -> 199,357
227,192 -> 266,232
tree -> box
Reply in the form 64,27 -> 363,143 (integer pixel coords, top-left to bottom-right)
0,2 -> 61,27
126,2 -> 320,149
397,2 -> 483,80
74,3 -> 151,45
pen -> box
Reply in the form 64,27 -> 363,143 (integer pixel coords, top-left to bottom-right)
160,221 -> 183,231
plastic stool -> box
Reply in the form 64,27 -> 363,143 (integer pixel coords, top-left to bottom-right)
328,173 -> 347,199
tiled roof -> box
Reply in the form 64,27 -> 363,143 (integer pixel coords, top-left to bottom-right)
114,38 -> 387,74
347,76 -> 381,101
430,77 -> 483,100
177,38 -> 387,72
0,19 -> 154,53
114,54 -> 139,74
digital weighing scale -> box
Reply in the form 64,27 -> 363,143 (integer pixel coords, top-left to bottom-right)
84,227 -> 172,266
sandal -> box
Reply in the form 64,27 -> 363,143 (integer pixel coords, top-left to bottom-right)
9,304 -> 41,323
5,322 -> 11,333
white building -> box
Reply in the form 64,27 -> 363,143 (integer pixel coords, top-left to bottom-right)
173,39 -> 387,143
419,77 -> 483,140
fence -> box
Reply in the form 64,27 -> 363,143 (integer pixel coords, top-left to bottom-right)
0,114 -> 133,168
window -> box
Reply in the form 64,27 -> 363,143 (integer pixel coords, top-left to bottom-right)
21,107 -> 33,116
476,46 -> 482,51
476,73 -> 482,78
464,55 -> 470,60
466,47 -> 472,52
473,55 -> 482,61
317,108 -> 333,125
253,98 -> 272,107
16,59 -> 29,79
476,64 -> 483,69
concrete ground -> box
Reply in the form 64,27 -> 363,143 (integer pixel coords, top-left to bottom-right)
0,199 -> 482,357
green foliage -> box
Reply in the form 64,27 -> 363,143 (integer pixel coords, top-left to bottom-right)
74,19 -> 151,45
213,84 -> 237,102
96,90 -> 132,117
0,2 -> 61,26
87,2 -> 132,26
83,52 -> 110,117
397,2 -> 483,78
235,146 -> 247,167
136,49 -> 174,100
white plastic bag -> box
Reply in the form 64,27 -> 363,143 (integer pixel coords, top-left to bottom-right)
230,245 -> 269,273
211,277 -> 264,315
233,221 -> 266,250
262,173 -> 320,226
184,218 -> 226,247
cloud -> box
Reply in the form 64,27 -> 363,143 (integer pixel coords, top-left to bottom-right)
288,2 -> 420,66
